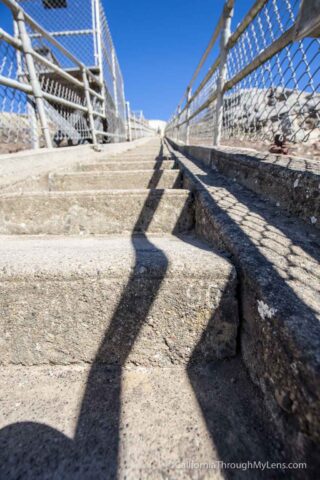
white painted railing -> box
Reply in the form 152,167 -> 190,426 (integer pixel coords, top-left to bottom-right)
166,0 -> 320,155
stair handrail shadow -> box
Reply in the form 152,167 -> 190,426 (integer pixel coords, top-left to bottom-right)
0,139 -> 193,478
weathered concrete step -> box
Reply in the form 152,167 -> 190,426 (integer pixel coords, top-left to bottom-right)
0,360 -> 285,479
0,190 -> 194,235
0,235 -> 238,366
49,170 -> 181,191
77,160 -> 176,172
107,154 -> 174,162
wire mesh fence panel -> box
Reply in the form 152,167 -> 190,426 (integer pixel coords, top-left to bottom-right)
0,15 -> 35,152
130,111 -> 156,140
99,1 -> 126,140
0,0 -> 132,153
166,0 -> 320,159
222,0 -> 320,157
19,0 -> 96,68
0,84 -> 35,153
19,15 -> 98,146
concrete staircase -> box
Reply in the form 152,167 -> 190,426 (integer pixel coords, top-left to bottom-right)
0,138 -> 261,479
1,137 -> 317,478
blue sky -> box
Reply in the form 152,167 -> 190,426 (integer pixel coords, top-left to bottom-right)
103,0 -> 255,119
0,0 -> 256,120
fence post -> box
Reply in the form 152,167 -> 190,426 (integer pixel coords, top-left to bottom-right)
176,106 -> 181,142
139,111 -> 143,139
111,48 -> 119,141
126,101 -> 132,141
186,87 -> 192,145
82,68 -> 98,147
213,1 -> 234,146
15,10 -> 52,149
14,18 -> 39,150
111,49 -> 119,116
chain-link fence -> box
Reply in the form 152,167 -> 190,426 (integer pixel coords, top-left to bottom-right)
127,107 -> 157,141
0,0 -> 128,153
0,22 -> 34,153
166,0 -> 320,159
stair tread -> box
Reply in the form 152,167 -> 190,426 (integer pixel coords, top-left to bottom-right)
0,234 -> 233,279
0,360 -> 284,479
0,188 -> 189,197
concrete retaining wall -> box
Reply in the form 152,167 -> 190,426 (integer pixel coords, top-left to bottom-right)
167,139 -> 320,229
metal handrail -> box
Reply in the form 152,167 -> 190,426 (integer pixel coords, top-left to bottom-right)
0,0 -> 144,150
166,0 -> 312,147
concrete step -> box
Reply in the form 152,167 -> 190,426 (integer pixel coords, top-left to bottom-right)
49,170 -> 182,191
0,360 -> 284,479
0,190 -> 194,235
107,154 -> 174,162
0,235 -> 238,366
77,160 -> 176,172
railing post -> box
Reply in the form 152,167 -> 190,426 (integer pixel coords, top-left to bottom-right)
111,49 -> 119,118
15,10 -> 52,149
186,87 -> 192,145
111,48 -> 119,142
213,1 -> 234,146
126,101 -> 132,142
82,68 -> 98,147
14,18 -> 39,150
176,106 -> 181,142
93,0 -> 106,132
139,111 -> 143,139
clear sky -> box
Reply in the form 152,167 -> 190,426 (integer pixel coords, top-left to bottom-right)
103,0 -> 255,120
0,0 -> 256,120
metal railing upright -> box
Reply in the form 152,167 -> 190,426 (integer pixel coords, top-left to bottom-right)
166,0 -> 320,157
0,0 -> 152,153
126,103 -> 157,141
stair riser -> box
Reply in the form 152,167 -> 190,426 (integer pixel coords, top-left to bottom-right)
0,191 -> 194,235
77,161 -> 176,171
49,171 -> 182,191
0,273 -> 238,366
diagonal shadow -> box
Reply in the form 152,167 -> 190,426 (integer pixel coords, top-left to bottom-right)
0,138 -> 193,479
165,139 -> 320,477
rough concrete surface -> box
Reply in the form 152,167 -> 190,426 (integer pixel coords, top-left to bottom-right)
166,138 -> 320,468
0,137 -> 311,478
77,160 -> 177,171
0,138 -> 151,192
173,142 -> 320,228
0,235 -> 238,366
0,190 -> 194,235
49,170 -> 182,191
0,359 -> 287,479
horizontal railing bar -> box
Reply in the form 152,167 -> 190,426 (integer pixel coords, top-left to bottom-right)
95,130 -> 126,138
32,53 -> 85,89
178,17 -> 223,108
43,92 -> 88,112
177,0 -> 235,109
92,110 -> 105,118
227,0 -> 268,50
0,28 -> 104,104
30,29 -> 94,38
0,74 -> 32,94
173,88 -> 219,130
1,0 -> 101,88
0,27 -> 21,48
224,26 -> 295,92
167,15 -> 296,133
0,75 -> 106,121
178,56 -> 221,120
